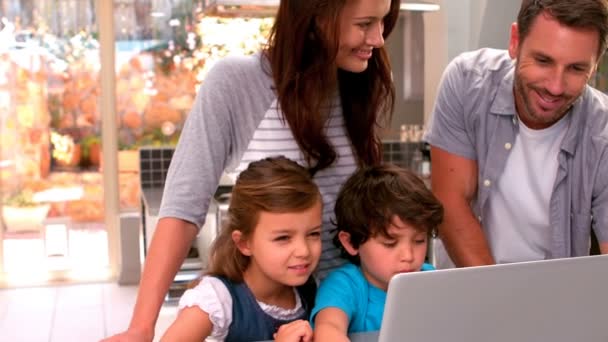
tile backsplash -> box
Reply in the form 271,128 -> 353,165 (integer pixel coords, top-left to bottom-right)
383,141 -> 428,170
137,143 -> 427,190
139,147 -> 174,189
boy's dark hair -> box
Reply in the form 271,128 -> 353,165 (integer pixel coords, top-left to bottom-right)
332,164 -> 443,265
518,0 -> 608,57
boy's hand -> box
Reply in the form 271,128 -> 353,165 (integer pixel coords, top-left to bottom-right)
273,319 -> 313,342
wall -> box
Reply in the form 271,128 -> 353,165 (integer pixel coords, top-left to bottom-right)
386,6 -> 456,138
443,0 -> 518,60
477,1 -> 519,50
385,12 -> 425,139
423,0 -> 520,123
423,0 -> 447,124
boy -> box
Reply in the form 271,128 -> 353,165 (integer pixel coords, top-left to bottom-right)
311,164 -> 444,340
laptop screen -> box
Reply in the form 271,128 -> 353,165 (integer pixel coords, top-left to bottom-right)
379,255 -> 608,342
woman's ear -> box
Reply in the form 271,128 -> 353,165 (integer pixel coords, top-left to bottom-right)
338,231 -> 359,256
232,230 -> 252,256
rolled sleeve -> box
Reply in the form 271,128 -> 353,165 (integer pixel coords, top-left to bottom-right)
424,56 -> 477,160
310,266 -> 359,325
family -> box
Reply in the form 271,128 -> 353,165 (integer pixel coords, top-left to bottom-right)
105,0 -> 608,341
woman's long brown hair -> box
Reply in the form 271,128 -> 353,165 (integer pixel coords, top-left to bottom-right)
264,0 -> 400,175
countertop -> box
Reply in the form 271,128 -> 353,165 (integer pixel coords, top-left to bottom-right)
141,186 -> 231,217
261,331 -> 379,342
141,187 -> 164,216
343,332 -> 378,341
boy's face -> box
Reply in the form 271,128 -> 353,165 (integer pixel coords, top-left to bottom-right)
339,215 -> 428,291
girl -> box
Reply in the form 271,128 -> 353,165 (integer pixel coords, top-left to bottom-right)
107,1 -> 401,340
161,156 -> 322,342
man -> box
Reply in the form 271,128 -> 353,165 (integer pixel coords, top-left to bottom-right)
425,0 -> 608,267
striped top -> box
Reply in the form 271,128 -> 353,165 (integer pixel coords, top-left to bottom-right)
232,99 -> 356,277
160,53 -> 356,278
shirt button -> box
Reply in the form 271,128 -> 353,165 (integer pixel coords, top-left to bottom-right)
512,117 -> 518,125
504,143 -> 512,150
483,179 -> 491,187
478,215 -> 482,222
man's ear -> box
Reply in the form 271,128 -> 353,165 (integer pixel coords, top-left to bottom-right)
338,231 -> 359,256
232,230 -> 251,256
508,22 -> 519,59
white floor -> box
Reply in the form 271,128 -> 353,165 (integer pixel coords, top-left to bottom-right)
0,282 -> 178,342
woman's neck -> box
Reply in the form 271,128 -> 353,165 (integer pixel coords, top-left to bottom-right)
242,268 -> 296,309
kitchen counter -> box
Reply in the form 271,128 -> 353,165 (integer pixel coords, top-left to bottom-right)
137,147 -> 235,301
139,183 -> 223,302
261,331 -> 378,342
346,332 -> 379,342
140,186 -> 204,302
141,187 -> 164,216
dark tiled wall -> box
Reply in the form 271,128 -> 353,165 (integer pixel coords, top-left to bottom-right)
138,143 -> 425,190
139,147 -> 174,189
382,141 -> 426,170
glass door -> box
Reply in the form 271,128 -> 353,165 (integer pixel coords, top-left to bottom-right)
0,0 -> 275,286
0,0 -> 109,285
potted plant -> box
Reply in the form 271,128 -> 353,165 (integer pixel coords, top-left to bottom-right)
80,134 -> 101,169
2,189 -> 50,233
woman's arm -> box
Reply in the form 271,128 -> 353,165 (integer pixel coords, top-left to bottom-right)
103,218 -> 198,341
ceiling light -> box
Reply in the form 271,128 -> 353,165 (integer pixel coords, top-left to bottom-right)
400,1 -> 440,12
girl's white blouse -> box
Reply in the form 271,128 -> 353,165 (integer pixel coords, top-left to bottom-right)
178,276 -> 305,341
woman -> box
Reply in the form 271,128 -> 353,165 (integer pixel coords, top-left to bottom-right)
105,0 -> 400,340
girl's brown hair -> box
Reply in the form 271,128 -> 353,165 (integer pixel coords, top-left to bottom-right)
206,156 -> 321,282
263,0 -> 400,175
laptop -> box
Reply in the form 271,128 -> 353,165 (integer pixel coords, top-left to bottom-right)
378,254 -> 608,342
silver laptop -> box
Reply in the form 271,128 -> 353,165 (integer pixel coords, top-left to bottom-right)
379,254 -> 608,342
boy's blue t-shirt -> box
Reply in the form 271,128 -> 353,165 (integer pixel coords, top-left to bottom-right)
310,262 -> 434,333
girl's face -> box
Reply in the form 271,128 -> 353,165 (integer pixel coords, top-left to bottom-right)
236,199 -> 323,289
336,0 -> 392,73
339,215 -> 428,291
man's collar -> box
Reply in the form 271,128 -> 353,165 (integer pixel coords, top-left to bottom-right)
490,62 -> 518,116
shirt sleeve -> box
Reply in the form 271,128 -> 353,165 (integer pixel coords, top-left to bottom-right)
310,266 -> 359,326
421,262 -> 436,271
423,55 -> 478,160
158,57 -> 238,229
178,276 -> 233,340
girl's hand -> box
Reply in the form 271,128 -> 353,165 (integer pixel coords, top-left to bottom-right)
273,319 -> 313,342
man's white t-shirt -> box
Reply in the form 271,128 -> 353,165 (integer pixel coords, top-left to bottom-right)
485,113 -> 570,263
